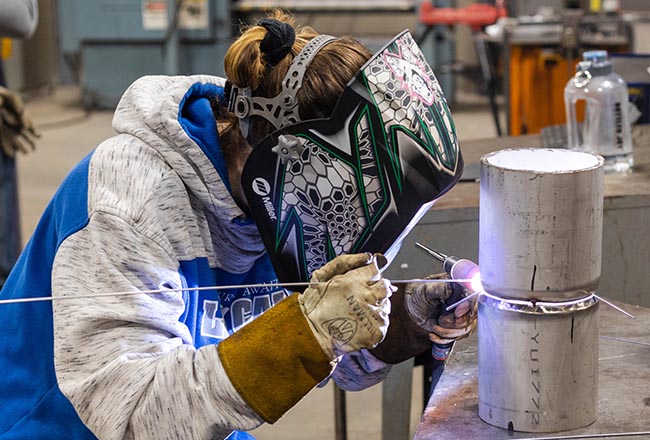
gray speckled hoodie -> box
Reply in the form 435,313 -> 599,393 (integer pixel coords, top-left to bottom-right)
0,74 -> 390,440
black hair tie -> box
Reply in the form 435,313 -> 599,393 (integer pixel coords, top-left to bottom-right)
258,18 -> 296,67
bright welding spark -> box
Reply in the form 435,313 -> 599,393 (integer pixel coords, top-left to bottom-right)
470,271 -> 483,293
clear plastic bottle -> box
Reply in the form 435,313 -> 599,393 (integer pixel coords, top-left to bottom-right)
564,50 -> 633,173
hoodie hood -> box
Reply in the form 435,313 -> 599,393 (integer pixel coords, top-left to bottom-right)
112,75 -> 265,272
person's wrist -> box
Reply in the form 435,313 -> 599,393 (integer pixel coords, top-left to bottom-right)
369,284 -> 432,364
297,294 -> 337,360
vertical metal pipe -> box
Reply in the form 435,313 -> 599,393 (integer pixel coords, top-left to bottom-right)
478,295 -> 599,432
334,385 -> 347,440
478,148 -> 604,433
479,148 -> 604,301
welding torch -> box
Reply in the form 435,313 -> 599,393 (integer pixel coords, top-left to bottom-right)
414,242 -> 482,312
414,242 -> 481,395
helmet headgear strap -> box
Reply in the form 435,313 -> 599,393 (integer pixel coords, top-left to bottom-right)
227,34 -> 337,142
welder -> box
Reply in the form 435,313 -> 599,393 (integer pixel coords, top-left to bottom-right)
0,10 -> 475,440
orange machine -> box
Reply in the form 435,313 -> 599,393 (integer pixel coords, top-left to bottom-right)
509,47 -> 580,135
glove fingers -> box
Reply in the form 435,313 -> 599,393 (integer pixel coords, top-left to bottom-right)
350,253 -> 387,282
300,253 -> 393,357
430,324 -> 473,340
367,301 -> 391,325
362,302 -> 391,347
0,86 -> 39,157
454,293 -> 479,317
418,316 -> 440,333
1,111 -> 20,129
13,135 -> 34,154
416,280 -> 452,304
429,309 -> 477,343
453,300 -> 471,317
438,311 -> 472,328
367,278 -> 395,304
334,255 -> 385,290
20,115 -> 40,140
429,333 -> 457,345
423,272 -> 450,281
26,126 -> 40,140
311,253 -> 373,282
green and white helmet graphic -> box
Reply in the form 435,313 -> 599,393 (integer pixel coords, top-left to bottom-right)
241,30 -> 463,285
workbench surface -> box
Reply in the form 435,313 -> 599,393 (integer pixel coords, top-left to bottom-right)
414,301 -> 650,440
435,129 -> 650,211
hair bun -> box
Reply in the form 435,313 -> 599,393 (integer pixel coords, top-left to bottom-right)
258,18 -> 296,67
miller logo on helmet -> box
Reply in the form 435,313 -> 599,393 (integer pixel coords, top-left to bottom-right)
251,177 -> 271,196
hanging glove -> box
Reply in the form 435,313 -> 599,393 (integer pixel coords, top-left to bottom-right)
370,273 -> 477,364
218,253 -> 393,423
0,86 -> 39,158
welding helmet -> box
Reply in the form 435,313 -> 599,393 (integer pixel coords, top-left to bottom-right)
233,30 -> 463,285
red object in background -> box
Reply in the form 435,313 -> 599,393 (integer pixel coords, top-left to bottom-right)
419,2 -> 507,30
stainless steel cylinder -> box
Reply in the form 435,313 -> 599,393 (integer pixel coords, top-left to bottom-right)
478,294 -> 599,432
478,148 -> 604,432
479,148 -> 605,301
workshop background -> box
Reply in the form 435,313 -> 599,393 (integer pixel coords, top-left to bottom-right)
3,0 -> 649,439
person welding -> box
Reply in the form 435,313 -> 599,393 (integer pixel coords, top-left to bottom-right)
0,10 -> 475,440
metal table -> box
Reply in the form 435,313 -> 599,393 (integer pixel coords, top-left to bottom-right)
414,301 -> 650,440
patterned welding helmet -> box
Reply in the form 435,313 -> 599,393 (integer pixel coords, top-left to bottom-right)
240,30 -> 463,285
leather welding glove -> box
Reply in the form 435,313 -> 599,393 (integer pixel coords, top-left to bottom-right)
299,252 -> 393,359
0,86 -> 39,158
218,253 -> 393,423
370,273 -> 476,364
428,299 -> 478,346
411,273 -> 477,346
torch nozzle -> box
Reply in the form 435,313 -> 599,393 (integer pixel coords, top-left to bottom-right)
415,242 -> 482,293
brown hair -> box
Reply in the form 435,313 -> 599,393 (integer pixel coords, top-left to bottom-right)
223,9 -> 372,145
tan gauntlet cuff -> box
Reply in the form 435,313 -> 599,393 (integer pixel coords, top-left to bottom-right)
218,293 -> 333,423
